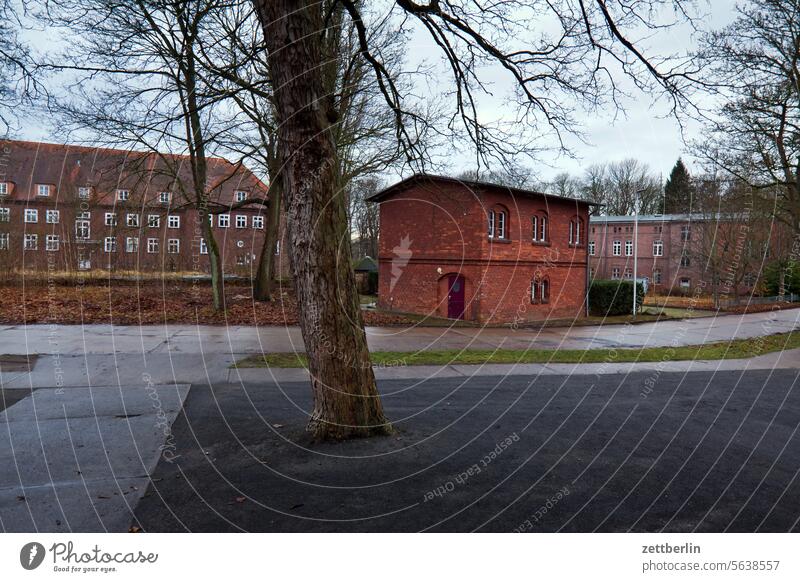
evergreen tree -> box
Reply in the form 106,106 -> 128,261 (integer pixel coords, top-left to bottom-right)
664,158 -> 693,214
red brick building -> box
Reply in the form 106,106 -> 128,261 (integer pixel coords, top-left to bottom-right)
0,140 -> 287,278
369,174 -> 596,323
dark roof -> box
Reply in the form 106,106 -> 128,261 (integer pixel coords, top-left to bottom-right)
353,256 -> 378,272
367,173 -> 601,206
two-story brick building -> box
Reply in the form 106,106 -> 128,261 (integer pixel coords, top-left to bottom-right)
0,140 -> 287,278
369,174 -> 596,323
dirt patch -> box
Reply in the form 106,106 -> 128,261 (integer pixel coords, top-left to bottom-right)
0,283 -> 415,327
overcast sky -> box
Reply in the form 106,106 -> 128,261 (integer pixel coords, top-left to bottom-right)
14,0 -> 737,185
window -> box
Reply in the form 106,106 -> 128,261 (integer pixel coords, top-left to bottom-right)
147,238 -> 159,254
46,210 -> 60,224
531,277 -> 550,304
126,213 -> 139,227
569,217 -> 583,246
653,268 -> 662,284
744,273 -> 757,287
0,233 -> 8,250
611,267 -> 621,279
624,268 -> 632,280
612,240 -> 621,256
78,186 -> 91,199
168,215 -> 180,229
24,234 -> 38,250
625,240 -> 633,257
125,237 -> 138,253
45,234 -> 59,251
680,277 -> 691,289
589,267 -> 594,279
0,182 -> 7,196
653,240 -> 663,257
235,190 -> 248,202
680,253 -> 691,267
252,216 -> 264,229
24,209 -> 38,223
588,241 -> 595,256
75,218 -> 90,240
117,189 -> 129,201
208,213 -> 213,227
167,238 -> 180,254
199,238 -> 208,255
37,184 -> 50,197
540,278 -> 549,303
104,237 -> 116,253
488,208 -> 507,239
681,225 -> 691,241
654,225 -> 662,233
159,191 -> 171,204
236,254 -> 247,266
531,213 -> 548,242
531,215 -> 538,241
539,215 -> 547,242
148,214 -> 160,228
105,212 -> 117,226
0,208 -> 9,222
235,215 -> 247,229
218,214 -> 230,228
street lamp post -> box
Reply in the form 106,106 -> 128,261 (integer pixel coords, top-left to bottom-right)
632,188 -> 646,317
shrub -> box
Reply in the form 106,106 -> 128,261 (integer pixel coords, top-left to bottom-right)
762,260 -> 800,297
589,279 -> 645,316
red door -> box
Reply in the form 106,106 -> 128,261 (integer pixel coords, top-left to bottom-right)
447,274 -> 466,319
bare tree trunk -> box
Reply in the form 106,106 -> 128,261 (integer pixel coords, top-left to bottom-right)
255,0 -> 391,440
253,176 -> 283,301
201,210 -> 225,310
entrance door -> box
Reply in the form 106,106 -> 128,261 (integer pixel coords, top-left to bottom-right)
447,274 -> 466,319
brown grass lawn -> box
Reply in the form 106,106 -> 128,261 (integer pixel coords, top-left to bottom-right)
0,283 -> 415,326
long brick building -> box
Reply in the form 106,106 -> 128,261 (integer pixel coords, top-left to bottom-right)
369,174 -> 596,323
0,140 -> 285,278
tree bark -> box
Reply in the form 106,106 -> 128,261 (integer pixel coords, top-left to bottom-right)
254,0 -> 391,440
253,172 -> 283,302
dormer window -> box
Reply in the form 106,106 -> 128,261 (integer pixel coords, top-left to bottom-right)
117,189 -> 129,201
235,190 -> 248,202
78,186 -> 91,199
159,191 -> 171,204
532,212 -> 548,243
488,207 -> 507,240
37,184 -> 50,197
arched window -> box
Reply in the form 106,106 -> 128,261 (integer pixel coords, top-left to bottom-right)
488,206 -> 508,240
569,216 -> 584,246
532,212 -> 548,243
531,275 -> 550,304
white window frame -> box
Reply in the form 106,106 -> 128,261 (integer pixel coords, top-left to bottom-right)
126,213 -> 140,227
105,212 -> 117,226
78,186 -> 91,199
199,238 -> 208,255
37,184 -> 50,197
167,215 -> 180,229
0,233 -> 8,250
531,215 -> 538,242
24,234 -> 38,250
148,214 -> 160,228
24,209 -> 38,223
125,237 -> 138,253
611,267 -> 620,279
0,182 -> 7,196
45,234 -> 59,251
653,240 -> 663,257
0,207 -> 10,222
75,219 -> 91,240
218,214 -> 230,228
147,238 -> 159,254
252,216 -> 264,229
235,215 -> 247,229
159,191 -> 171,204
588,241 -> 595,256
488,210 -> 495,238
235,190 -> 248,202
104,237 -> 116,253
612,240 -> 621,256
117,189 -> 129,201
625,240 -> 633,257
653,268 -> 662,284
167,238 -> 180,254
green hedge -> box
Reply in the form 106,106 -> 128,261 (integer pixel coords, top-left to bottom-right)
589,279 -> 645,316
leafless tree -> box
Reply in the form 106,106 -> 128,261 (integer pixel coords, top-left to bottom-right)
252,0 -> 695,440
